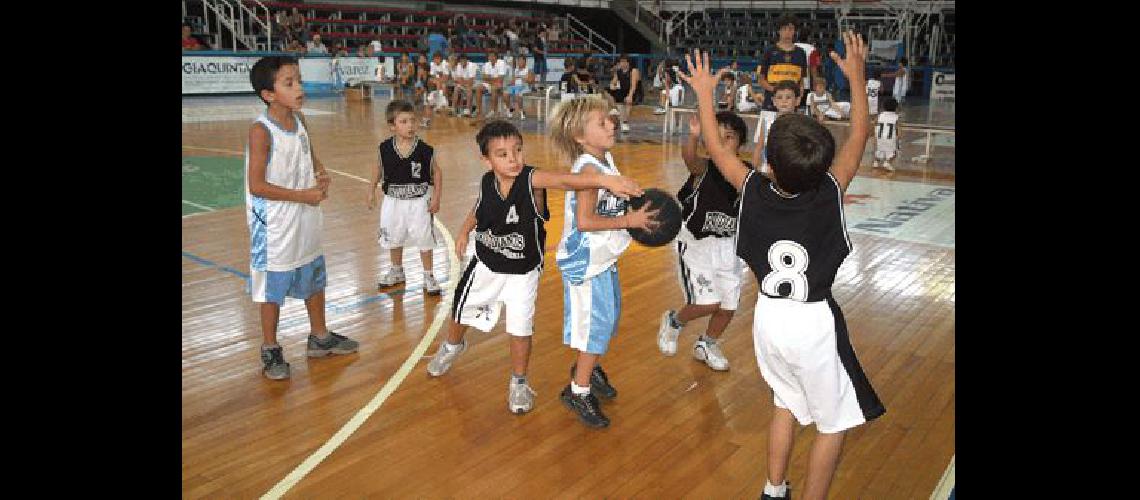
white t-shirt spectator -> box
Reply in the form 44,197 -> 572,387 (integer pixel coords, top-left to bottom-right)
430,61 -> 450,78
369,40 -> 383,54
512,66 -> 530,86
307,40 -> 328,54
453,62 -> 477,80
481,59 -> 510,83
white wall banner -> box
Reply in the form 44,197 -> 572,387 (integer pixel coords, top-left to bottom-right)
182,56 -> 260,94
930,71 -> 955,100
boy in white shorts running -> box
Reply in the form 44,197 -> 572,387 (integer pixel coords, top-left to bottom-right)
366,100 -> 444,294
425,120 -> 643,415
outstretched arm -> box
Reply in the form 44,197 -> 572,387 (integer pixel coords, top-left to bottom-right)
573,165 -> 657,232
827,31 -> 870,193
681,114 -> 708,175
678,50 -> 749,192
531,169 -> 643,199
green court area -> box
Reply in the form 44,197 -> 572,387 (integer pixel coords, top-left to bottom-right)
182,156 -> 245,216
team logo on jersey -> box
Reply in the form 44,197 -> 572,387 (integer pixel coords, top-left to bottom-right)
411,161 -> 422,178
475,229 -> 527,259
701,211 -> 737,236
299,134 -> 310,154
506,205 -> 519,224
596,191 -> 627,217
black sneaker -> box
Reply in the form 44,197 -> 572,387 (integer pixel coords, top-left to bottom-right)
559,385 -> 610,428
570,363 -> 618,399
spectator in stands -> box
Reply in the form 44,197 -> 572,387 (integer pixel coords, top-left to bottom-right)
369,34 -> 383,57
735,73 -> 764,113
306,34 -> 328,54
559,58 -> 580,98
454,14 -> 474,49
606,54 -> 642,132
887,57 -> 910,105
575,57 -> 596,94
451,54 -> 477,117
473,49 -> 510,121
286,39 -> 305,54
504,23 -> 519,53
756,16 -> 808,113
546,18 -> 561,42
532,28 -> 548,88
427,28 -> 449,60
274,10 -> 291,42
396,53 -> 415,101
182,24 -> 204,51
288,7 -> 306,43
716,71 -> 737,111
356,44 -> 369,58
505,54 -> 534,119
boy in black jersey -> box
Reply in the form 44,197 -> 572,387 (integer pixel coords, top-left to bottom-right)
366,100 -> 444,294
425,120 -> 643,415
679,33 -> 885,500
658,111 -> 749,372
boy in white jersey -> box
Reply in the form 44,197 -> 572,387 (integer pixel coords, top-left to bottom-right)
426,52 -> 451,113
504,55 -> 533,119
751,80 -> 799,174
425,120 -> 643,415
245,56 -> 359,381
866,69 -> 882,117
473,49 -> 510,122
872,96 -> 900,171
549,95 -> 657,428
450,54 -> 477,117
806,79 -> 851,121
366,100 -> 445,294
735,73 -> 764,113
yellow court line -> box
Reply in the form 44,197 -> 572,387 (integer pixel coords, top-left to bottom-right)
260,169 -> 459,500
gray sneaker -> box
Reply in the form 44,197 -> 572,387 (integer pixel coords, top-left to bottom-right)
508,380 -> 537,414
426,339 -> 467,376
693,336 -> 729,371
378,266 -> 406,287
307,331 -> 359,357
423,273 -> 442,295
261,346 -> 291,380
657,310 -> 682,356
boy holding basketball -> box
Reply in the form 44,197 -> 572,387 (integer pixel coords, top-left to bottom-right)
680,33 -> 885,500
657,111 -> 750,372
549,95 -> 657,428
245,56 -> 360,381
424,120 -> 643,415
366,100 -> 444,295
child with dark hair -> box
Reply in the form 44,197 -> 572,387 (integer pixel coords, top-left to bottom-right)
679,32 -> 885,499
425,120 -> 643,416
245,56 -> 358,380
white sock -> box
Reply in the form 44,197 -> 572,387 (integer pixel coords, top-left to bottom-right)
443,340 -> 463,352
570,381 -> 591,395
763,480 -> 788,496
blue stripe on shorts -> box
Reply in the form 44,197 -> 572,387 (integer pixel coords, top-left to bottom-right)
263,255 -> 327,305
562,266 -> 621,355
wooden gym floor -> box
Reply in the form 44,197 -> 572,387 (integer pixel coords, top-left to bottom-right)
182,93 -> 954,499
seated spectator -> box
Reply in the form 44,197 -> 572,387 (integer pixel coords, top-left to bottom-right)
182,24 -> 204,51
369,34 -> 383,56
306,34 -> 328,54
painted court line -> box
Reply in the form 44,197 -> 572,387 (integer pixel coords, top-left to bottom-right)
182,145 -> 243,156
182,199 -> 215,212
929,455 -> 955,500
260,169 -> 459,500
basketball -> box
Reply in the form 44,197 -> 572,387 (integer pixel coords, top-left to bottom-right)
626,188 -> 682,247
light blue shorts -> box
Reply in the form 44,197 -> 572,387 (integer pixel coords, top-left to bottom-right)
251,255 -> 327,305
562,266 -> 622,355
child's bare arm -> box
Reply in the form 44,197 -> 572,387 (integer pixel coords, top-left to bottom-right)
429,156 -> 442,214
681,114 -> 708,175
531,169 -> 643,199
366,155 -> 384,210
678,50 -> 750,192
573,165 -> 657,232
247,123 -> 325,205
454,204 -> 477,258
827,31 -> 870,193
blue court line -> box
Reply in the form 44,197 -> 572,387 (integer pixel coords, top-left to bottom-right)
182,250 -> 448,330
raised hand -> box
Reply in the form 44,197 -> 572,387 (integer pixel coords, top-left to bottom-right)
830,31 -> 867,86
605,175 -> 644,200
676,49 -> 729,99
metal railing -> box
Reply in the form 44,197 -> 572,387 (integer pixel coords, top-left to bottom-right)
564,13 -> 616,54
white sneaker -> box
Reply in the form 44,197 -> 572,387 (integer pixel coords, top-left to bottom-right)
426,339 -> 467,376
873,160 -> 881,169
620,122 -> 631,132
460,108 -> 470,117
508,380 -> 537,414
693,336 -> 729,371
378,266 -> 405,287
653,107 -> 666,115
657,310 -> 682,356
882,161 -> 894,172
519,110 -> 526,120
423,273 -> 441,295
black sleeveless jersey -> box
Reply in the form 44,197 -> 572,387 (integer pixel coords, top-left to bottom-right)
379,136 -> 434,199
473,165 -> 550,274
736,170 -> 851,303
683,159 -> 746,239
